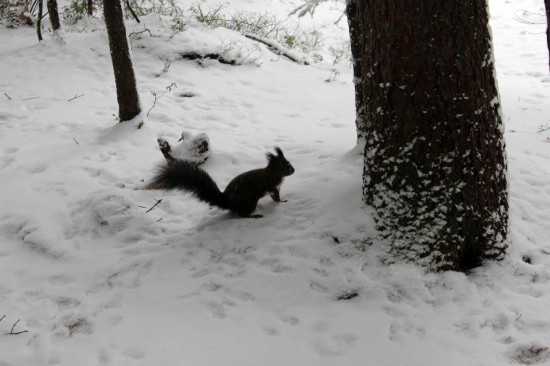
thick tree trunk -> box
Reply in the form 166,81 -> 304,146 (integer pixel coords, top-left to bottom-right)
351,0 -> 508,271
103,0 -> 141,122
47,0 -> 60,30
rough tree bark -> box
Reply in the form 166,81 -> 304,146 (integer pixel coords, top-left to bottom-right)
47,0 -> 60,30
104,0 -> 141,122
349,0 -> 508,271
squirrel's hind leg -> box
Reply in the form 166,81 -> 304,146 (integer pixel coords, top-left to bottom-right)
229,194 -> 260,218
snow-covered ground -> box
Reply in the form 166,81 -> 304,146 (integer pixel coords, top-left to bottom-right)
1,0 -> 550,365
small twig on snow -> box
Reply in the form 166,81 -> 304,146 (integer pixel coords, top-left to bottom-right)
513,10 -> 546,25
8,319 -> 28,335
72,138 -> 79,145
0,315 -> 5,323
147,82 -> 176,117
156,217 -> 163,222
22,96 -> 40,101
68,93 -> 85,102
146,197 -> 163,213
129,28 -> 153,38
4,93 -> 11,100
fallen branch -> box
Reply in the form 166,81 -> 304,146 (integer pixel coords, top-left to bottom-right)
146,197 -> 163,213
244,33 -> 309,65
8,319 -> 28,335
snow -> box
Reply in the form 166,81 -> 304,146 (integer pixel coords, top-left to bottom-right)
1,0 -> 550,365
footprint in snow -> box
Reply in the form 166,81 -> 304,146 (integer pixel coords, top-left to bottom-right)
309,281 -> 329,293
281,315 -> 300,326
48,274 -> 74,286
204,301 -> 230,319
313,333 -> 358,357
0,147 -> 17,169
262,325 -> 280,336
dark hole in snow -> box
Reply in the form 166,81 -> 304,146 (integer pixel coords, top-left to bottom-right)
179,52 -> 237,66
336,291 -> 359,301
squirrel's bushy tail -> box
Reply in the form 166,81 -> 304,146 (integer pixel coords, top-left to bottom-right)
149,160 -> 228,209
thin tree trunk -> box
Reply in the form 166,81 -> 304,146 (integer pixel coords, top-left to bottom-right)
47,0 -> 60,30
87,0 -> 93,16
125,0 -> 140,23
36,0 -> 43,41
353,0 -> 508,271
104,0 -> 141,122
545,0 -> 550,73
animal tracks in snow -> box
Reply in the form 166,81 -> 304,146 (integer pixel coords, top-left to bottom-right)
313,333 -> 358,357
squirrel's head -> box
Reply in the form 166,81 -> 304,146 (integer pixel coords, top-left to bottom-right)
267,147 -> 294,176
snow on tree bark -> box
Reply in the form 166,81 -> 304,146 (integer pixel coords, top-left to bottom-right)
349,0 -> 508,270
104,0 -> 141,122
346,0 -> 367,146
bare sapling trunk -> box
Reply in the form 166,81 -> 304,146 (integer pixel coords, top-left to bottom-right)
36,0 -> 43,41
545,0 -> 550,73
103,0 -> 141,122
47,0 -> 60,30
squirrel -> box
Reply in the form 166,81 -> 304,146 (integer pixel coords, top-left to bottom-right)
147,147 -> 295,218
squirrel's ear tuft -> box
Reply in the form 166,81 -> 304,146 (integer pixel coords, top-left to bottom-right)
274,146 -> 283,157
266,151 -> 277,165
